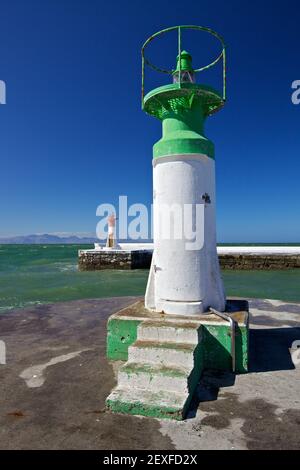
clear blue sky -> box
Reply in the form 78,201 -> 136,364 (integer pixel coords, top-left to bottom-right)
0,0 -> 299,242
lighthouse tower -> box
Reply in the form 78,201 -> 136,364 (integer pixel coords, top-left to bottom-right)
143,28 -> 226,315
106,27 -> 250,421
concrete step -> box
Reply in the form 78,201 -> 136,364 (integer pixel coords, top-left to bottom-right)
118,361 -> 191,394
137,320 -> 201,344
128,340 -> 198,369
106,386 -> 188,420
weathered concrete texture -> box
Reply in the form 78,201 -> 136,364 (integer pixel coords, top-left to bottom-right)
106,320 -> 204,420
78,250 -> 152,271
160,298 -> 300,450
219,254 -> 300,270
0,296 -> 173,450
0,296 -> 299,449
106,300 -> 249,374
106,300 -> 248,420
78,250 -> 300,270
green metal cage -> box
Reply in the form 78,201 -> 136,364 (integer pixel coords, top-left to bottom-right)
141,25 -> 226,110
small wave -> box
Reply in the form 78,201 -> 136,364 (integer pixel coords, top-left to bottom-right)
55,262 -> 77,272
0,300 -> 44,313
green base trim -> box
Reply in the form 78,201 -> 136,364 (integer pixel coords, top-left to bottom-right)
202,324 -> 248,373
187,343 -> 204,393
106,318 -> 142,361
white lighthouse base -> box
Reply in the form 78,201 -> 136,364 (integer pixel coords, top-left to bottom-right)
145,253 -> 225,315
156,299 -> 204,315
145,153 -> 226,315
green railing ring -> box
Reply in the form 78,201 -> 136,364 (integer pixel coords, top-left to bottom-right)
141,25 -> 226,108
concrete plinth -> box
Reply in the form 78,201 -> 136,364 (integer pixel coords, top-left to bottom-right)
106,300 -> 249,420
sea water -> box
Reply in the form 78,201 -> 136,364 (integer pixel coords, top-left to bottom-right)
0,244 -> 299,312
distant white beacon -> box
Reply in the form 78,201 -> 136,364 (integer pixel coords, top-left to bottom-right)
106,214 -> 117,249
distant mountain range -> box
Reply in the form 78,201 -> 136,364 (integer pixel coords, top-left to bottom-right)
0,234 -> 98,244
0,234 -> 153,244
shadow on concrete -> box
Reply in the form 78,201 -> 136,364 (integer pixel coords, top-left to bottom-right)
187,369 -> 236,419
194,390 -> 300,449
249,327 -> 300,373
187,326 -> 300,419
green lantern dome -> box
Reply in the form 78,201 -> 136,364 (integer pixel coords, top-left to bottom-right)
173,50 -> 195,84
174,50 -> 194,72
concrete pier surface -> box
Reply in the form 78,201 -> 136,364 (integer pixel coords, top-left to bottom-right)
0,296 -> 299,450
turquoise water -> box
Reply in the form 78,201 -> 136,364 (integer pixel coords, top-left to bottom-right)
0,244 -> 299,312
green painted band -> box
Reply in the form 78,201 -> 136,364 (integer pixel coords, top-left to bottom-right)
153,136 -> 215,159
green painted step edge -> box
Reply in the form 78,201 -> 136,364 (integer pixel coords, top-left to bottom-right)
133,340 -> 195,351
121,362 -> 189,378
106,382 -> 197,421
106,396 -> 185,420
